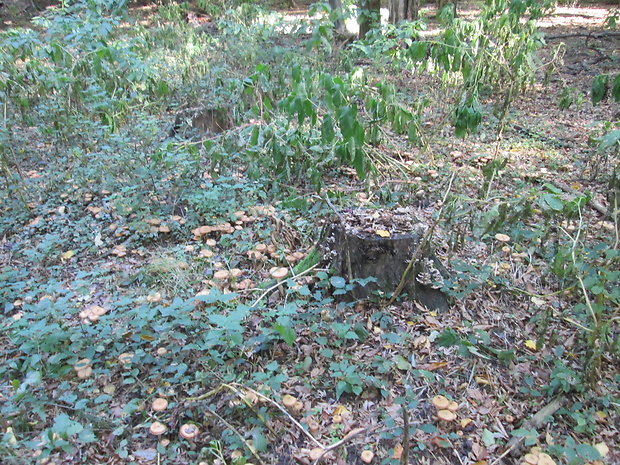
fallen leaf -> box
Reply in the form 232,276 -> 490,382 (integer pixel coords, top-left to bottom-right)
392,443 -> 403,460
376,230 -> 390,238
525,339 -> 538,351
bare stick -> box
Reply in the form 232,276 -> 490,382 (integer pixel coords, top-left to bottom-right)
492,397 -> 564,464
312,427 -> 372,464
239,385 -> 325,449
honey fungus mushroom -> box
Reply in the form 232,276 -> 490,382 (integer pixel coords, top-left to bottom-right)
437,409 -> 457,422
151,398 -> 169,412
179,423 -> 200,440
431,395 -> 450,410
149,421 -> 167,436
282,394 -> 297,413
360,450 -> 374,463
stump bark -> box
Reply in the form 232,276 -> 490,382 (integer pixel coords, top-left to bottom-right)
321,208 -> 449,311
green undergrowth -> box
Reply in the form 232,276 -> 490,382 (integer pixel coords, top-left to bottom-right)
1,0 -> 619,464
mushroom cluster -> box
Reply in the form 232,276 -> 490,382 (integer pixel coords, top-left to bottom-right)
282,394 -> 303,415
431,395 -> 459,422
73,358 -> 93,379
191,223 -> 235,240
79,305 -> 107,322
521,447 -> 557,465
151,398 -> 169,412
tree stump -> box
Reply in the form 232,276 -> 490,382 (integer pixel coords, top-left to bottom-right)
170,106 -> 232,139
320,207 -> 449,311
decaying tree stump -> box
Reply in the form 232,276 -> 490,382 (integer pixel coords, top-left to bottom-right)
170,106 -> 232,138
320,207 -> 449,311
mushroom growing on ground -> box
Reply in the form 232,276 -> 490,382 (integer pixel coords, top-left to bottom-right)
76,366 -> 93,379
179,423 -> 199,441
360,450 -> 374,463
432,395 -> 450,410
270,267 -> 289,296
437,409 -> 457,422
149,422 -> 167,436
447,401 -> 459,412
74,358 -> 93,379
307,420 -> 320,438
309,448 -> 323,461
536,453 -> 556,465
151,398 -> 169,412
282,394 -> 297,413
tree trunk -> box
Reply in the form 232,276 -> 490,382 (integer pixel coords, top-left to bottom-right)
328,0 -> 346,34
388,0 -> 420,24
358,0 -> 381,39
437,0 -> 458,18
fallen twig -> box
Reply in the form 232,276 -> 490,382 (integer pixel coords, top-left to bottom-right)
492,397 -> 564,463
239,385 -> 325,449
545,31 -> 620,40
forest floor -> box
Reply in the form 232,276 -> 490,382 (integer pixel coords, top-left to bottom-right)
0,1 -> 619,465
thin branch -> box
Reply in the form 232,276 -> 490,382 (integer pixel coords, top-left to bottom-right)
239,385 -> 325,449
545,31 -> 620,40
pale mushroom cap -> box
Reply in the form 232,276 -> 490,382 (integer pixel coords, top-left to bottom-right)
282,394 -> 297,408
432,395 -> 450,409
149,421 -> 167,435
447,401 -> 459,412
76,366 -> 93,379
523,453 -> 538,465
537,453 -> 556,465
309,448 -> 323,461
229,268 -> 243,278
495,233 -> 511,242
213,270 -> 229,280
179,423 -> 199,440
437,409 -> 457,421
270,267 -> 289,279
90,305 -> 107,316
360,450 -> 374,463
74,358 -> 91,371
118,352 -> 134,364
152,398 -> 169,412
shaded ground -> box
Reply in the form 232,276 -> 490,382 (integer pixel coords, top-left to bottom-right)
1,2 -> 618,465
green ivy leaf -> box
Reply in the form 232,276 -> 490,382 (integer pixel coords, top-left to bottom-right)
437,329 -> 461,347
338,105 -> 356,140
322,114 -> 335,143
592,74 -> 608,105
274,323 -> 296,346
575,444 -> 601,460
612,74 -> 620,102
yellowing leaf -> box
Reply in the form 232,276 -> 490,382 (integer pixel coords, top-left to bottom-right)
334,405 -> 350,416
460,418 -> 473,428
392,443 -> 403,460
376,230 -> 390,238
525,339 -> 538,351
61,250 -> 75,260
